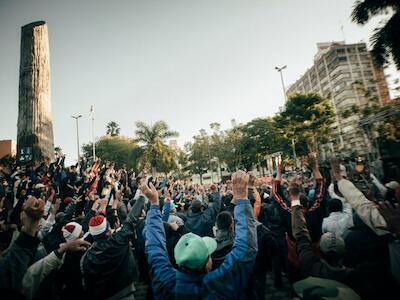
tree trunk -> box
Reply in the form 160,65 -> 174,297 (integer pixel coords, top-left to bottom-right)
17,21 -> 54,165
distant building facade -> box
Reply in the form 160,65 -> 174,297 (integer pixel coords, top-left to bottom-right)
0,140 -> 17,158
287,41 -> 390,156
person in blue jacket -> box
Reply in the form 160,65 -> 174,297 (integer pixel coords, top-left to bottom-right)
141,171 -> 258,300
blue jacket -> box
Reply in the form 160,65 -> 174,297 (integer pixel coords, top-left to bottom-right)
144,199 -> 257,300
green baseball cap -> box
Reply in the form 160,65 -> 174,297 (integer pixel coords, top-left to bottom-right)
174,232 -> 217,270
293,277 -> 361,300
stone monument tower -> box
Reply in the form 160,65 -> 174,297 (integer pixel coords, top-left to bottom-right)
17,21 -> 54,164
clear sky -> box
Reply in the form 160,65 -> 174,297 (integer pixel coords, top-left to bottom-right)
0,0 -> 398,165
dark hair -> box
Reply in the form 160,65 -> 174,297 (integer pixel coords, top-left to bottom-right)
289,182 -> 301,197
328,198 -> 343,213
216,211 -> 233,230
191,200 -> 203,213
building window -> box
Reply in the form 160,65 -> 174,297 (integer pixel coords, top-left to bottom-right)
338,57 -> 347,62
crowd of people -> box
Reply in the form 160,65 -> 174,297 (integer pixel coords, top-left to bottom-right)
0,153 -> 399,299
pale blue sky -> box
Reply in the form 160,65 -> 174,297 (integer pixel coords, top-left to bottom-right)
0,0 -> 398,164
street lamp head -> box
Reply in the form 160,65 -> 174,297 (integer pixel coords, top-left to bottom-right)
275,65 -> 287,72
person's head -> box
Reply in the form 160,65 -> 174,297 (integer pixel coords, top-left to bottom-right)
174,232 -> 217,275
216,211 -> 234,232
89,215 -> 111,240
289,182 -> 302,200
355,157 -> 366,173
319,232 -> 346,266
328,198 -> 343,213
62,222 -> 83,242
261,184 -> 268,192
190,200 -> 203,213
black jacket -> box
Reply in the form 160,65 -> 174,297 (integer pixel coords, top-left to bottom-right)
0,231 -> 40,295
185,192 -> 221,237
81,197 -> 144,298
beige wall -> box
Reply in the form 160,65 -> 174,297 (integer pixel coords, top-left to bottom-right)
0,140 -> 17,158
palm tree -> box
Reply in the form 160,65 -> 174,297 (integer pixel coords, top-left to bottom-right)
106,121 -> 121,136
134,120 -> 179,175
351,0 -> 400,69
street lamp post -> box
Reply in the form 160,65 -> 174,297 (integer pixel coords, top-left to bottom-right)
71,115 -> 82,162
275,65 -> 298,168
275,65 -> 288,102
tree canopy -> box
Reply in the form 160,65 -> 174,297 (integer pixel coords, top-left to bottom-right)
134,120 -> 179,173
351,0 -> 400,69
82,136 -> 141,170
106,121 -> 121,137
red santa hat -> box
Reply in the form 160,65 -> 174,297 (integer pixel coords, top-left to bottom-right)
62,222 -> 82,242
89,215 -> 109,236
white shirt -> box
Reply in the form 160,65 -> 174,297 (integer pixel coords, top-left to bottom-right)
322,202 -> 354,238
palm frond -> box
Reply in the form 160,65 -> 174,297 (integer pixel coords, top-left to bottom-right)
351,0 -> 396,24
370,11 -> 400,68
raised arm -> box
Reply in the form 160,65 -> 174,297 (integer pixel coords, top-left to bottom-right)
204,171 -> 257,296
142,180 -> 176,299
271,162 -> 291,213
308,153 -> 326,212
331,160 -> 387,236
291,202 -> 321,276
0,197 -> 44,292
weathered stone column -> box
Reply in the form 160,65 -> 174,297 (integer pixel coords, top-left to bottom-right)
17,21 -> 54,164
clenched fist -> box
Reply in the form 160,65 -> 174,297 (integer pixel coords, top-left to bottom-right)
232,170 -> 249,203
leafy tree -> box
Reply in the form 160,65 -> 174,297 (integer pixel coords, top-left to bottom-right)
134,121 -> 179,174
238,117 -> 288,170
351,0 -> 400,69
106,121 -> 121,137
184,130 -> 212,183
82,136 -> 141,170
274,93 -> 336,155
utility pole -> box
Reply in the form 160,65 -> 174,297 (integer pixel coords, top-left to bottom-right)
71,115 -> 82,162
275,65 -> 297,168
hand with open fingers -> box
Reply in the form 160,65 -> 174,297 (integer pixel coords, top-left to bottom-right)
140,179 -> 159,204
232,170 -> 249,202
376,201 -> 400,237
330,158 -> 342,182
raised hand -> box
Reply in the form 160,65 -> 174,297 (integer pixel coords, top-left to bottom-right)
232,170 -> 249,202
21,196 -> 45,236
248,174 -> 256,187
308,153 -> 318,170
140,178 -> 159,205
330,158 -> 342,182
